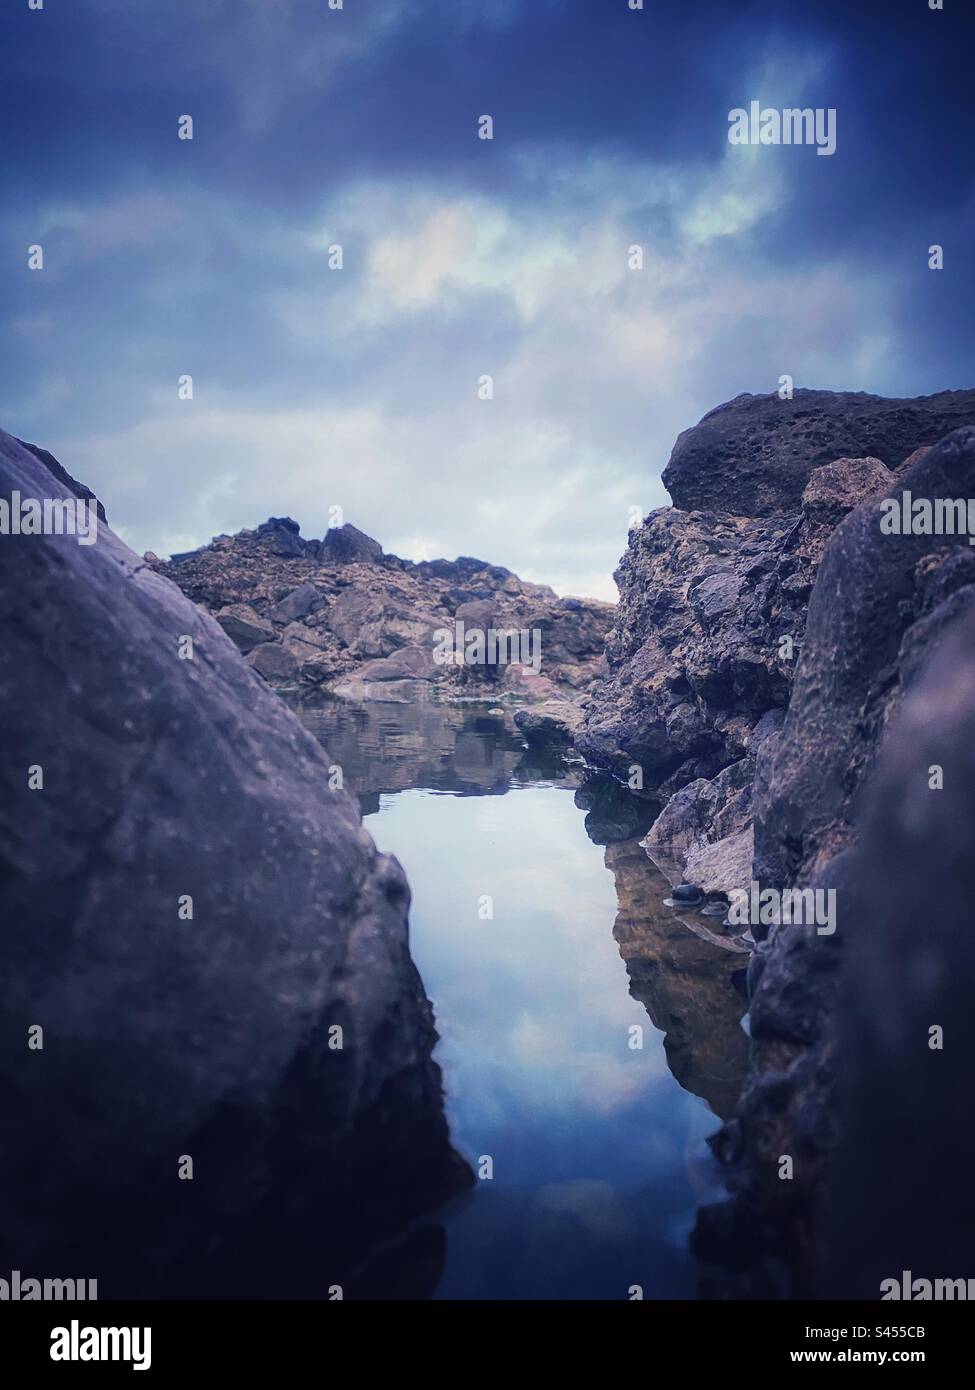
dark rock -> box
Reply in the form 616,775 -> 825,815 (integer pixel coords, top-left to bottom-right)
662,388 -> 975,517
0,429 -> 468,1298
247,639 -> 299,683
825,604 -> 975,1295
256,516 -> 306,557
672,883 -> 704,905
15,436 -> 107,522
215,602 -> 275,652
754,427 -> 975,889
321,523 -> 384,565
270,581 -> 323,625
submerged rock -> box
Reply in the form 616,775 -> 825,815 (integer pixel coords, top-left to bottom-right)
0,429 -> 469,1298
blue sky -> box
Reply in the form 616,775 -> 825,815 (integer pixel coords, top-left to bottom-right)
2,0 -> 973,598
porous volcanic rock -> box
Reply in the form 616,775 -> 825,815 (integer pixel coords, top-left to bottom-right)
662,388 -> 975,517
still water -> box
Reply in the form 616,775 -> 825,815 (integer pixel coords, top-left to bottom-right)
298,695 -> 748,1300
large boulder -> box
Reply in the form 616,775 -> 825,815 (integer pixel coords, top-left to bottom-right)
754,427 -> 975,888
662,388 -> 975,517
0,429 -> 468,1298
825,604 -> 975,1295
697,425 -> 975,1295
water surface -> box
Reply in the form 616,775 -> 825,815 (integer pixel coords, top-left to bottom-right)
298,695 -> 748,1300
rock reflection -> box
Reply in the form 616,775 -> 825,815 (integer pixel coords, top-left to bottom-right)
607,837 -> 750,1121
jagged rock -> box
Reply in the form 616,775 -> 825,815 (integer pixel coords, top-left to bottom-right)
0,429 -> 468,1298
800,456 -> 893,535
514,700 -> 585,745
256,515 -> 307,557
247,639 -> 299,683
684,825 -> 754,896
157,522 -> 612,701
216,602 -> 275,652
754,427 -> 975,888
321,523 -> 384,565
270,581 -> 323,624
356,645 -> 438,682
662,388 -> 975,517
701,424 -> 975,1296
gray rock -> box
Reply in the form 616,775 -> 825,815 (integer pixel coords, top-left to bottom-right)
247,639 -> 300,683
0,429 -> 467,1298
270,581 -> 323,625
215,603 -> 274,652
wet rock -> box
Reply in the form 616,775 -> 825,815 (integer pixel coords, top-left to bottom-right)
0,429 -> 468,1298
514,700 -> 584,745
684,825 -> 754,896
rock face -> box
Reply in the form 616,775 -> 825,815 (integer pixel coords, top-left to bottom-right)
662,388 -> 975,517
694,426 -> 975,1295
0,430 -> 468,1298
581,390 -> 975,899
754,427 -> 975,889
826,605 -> 975,1296
154,522 -> 612,701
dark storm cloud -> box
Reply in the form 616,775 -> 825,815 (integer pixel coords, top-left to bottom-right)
1,0 -> 972,595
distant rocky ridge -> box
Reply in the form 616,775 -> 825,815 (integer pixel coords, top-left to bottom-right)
150,519 -> 613,705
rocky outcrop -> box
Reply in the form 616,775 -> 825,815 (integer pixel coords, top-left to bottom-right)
154,521 -> 612,702
581,390 -> 975,899
754,427 -> 975,888
826,604 -> 975,1295
662,388 -> 975,517
0,430 -> 468,1298
694,426 -> 975,1295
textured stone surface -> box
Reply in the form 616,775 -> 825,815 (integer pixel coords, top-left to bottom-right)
826,606 -> 975,1295
754,427 -> 975,888
662,388 -> 975,517
155,525 -> 613,699
697,425 -> 975,1296
0,429 -> 468,1298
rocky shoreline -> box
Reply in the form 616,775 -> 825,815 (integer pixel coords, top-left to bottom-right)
572,388 -> 975,1295
6,382 -> 975,1299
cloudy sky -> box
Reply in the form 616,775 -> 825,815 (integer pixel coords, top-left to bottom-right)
3,0 -> 973,599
